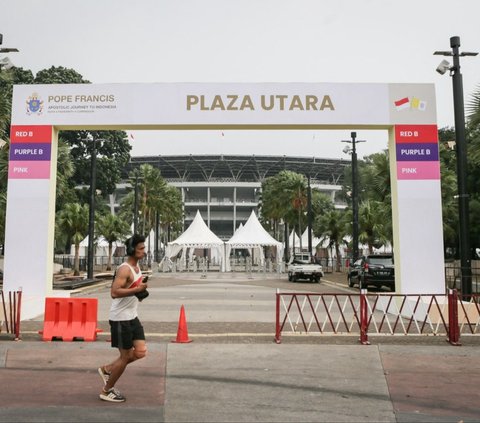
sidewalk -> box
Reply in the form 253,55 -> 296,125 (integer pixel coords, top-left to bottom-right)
1,272 -> 479,422
1,341 -> 479,422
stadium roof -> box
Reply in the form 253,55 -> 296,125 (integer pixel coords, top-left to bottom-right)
126,155 -> 348,185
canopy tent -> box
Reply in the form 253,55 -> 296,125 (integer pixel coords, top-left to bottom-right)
233,222 -> 244,235
300,228 -> 323,253
286,230 -> 300,251
144,229 -> 164,255
164,210 -> 225,271
225,210 -> 283,271
285,229 -> 324,255
72,235 -> 123,257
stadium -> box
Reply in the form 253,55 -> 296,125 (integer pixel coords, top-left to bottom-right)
110,154 -> 350,241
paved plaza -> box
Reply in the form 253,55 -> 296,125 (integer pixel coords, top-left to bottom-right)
1,272 -> 479,422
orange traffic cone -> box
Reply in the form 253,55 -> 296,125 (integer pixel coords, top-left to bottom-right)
172,305 -> 192,343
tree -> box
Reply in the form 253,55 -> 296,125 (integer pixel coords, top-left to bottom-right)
55,138 -> 78,211
0,66 -> 34,141
0,192 -> 6,248
313,209 -> 348,272
159,185 -> 183,244
0,67 -> 34,248
34,66 -> 88,84
260,170 -> 308,251
357,199 -> 390,254
33,67 -> 132,196
467,84 -> 480,127
97,213 -> 131,270
63,130 -> 132,197
361,151 -> 393,247
258,176 -> 285,239
118,165 -> 183,248
437,134 -> 460,257
57,203 -> 89,275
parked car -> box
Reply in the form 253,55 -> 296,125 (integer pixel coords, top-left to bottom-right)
287,253 -> 324,283
347,254 -> 395,291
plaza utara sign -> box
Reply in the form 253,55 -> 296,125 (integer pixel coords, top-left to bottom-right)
5,82 -> 445,319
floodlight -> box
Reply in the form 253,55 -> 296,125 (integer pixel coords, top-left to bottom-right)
0,56 -> 14,70
436,59 -> 451,75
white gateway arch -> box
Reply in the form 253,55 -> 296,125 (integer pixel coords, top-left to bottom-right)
5,82 -> 444,318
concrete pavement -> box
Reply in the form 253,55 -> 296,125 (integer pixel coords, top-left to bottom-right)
1,271 -> 479,422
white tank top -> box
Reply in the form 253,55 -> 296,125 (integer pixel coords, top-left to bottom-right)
109,262 -> 143,321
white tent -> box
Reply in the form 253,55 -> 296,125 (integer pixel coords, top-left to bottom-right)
285,229 -> 324,255
225,211 -> 283,271
286,230 -> 300,252
144,229 -> 164,254
73,235 -> 123,257
300,228 -> 323,253
233,222 -> 244,235
164,210 -> 225,271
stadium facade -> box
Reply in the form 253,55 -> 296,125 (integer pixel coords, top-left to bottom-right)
110,155 -> 349,241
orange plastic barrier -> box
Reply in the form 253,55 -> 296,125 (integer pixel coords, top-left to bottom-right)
42,297 -> 100,342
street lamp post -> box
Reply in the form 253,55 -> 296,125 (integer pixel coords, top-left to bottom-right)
434,36 -> 478,297
133,174 -> 141,234
0,34 -> 19,53
0,33 -> 19,71
342,132 -> 365,264
87,135 -> 97,280
307,174 -> 313,260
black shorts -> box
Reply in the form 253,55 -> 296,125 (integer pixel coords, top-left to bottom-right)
109,317 -> 145,350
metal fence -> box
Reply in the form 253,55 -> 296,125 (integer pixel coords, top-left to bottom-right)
54,255 -> 125,272
444,262 -> 480,293
0,289 -> 22,339
275,289 -> 480,345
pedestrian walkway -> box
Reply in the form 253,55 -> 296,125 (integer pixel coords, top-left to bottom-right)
1,341 -> 479,422
1,272 -> 479,422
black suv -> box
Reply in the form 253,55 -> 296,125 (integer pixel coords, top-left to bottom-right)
347,254 -> 395,291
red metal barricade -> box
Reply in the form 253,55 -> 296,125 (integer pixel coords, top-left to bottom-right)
359,289 -> 370,345
1,289 -> 22,340
41,297 -> 100,342
274,289 -> 480,345
447,289 -> 460,345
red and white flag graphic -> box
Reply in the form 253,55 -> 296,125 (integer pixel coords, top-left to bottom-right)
394,97 -> 410,111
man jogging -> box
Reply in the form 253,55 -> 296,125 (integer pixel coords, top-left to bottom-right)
98,234 -> 149,402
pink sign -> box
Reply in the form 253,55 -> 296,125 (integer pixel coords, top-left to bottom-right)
397,161 -> 440,180
8,160 -> 51,179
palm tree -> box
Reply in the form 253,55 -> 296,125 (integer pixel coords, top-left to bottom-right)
97,213 -> 131,270
119,168 -> 183,251
57,203 -> 89,275
363,151 -> 391,202
286,175 -> 307,252
358,200 -> 390,253
258,176 -> 284,239
55,138 -> 77,211
467,84 -> 480,127
0,141 -> 8,245
314,209 -> 348,272
138,164 -> 167,236
159,185 -> 183,244
0,192 -> 6,247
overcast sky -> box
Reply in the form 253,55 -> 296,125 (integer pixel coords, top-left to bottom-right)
2,0 -> 480,159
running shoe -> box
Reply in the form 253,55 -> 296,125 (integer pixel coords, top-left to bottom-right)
99,387 -> 126,403
97,367 -> 110,385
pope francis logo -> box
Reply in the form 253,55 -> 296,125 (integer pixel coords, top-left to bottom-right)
26,93 -> 44,115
